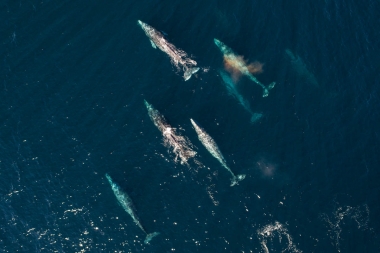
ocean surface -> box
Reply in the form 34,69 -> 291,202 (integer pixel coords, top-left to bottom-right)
1,0 -> 379,252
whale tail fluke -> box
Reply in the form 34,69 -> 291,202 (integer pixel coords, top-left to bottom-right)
262,82 -> 276,97
230,174 -> 246,187
250,113 -> 263,124
184,67 -> 200,81
144,232 -> 160,244
268,82 -> 276,90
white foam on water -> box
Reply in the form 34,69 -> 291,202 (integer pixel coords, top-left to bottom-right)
162,127 -> 197,165
257,221 -> 302,253
320,204 -> 371,252
206,184 -> 219,206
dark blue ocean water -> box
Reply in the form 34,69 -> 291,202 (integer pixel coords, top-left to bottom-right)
1,0 -> 380,252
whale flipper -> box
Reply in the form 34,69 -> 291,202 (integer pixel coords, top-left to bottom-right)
150,40 -> 157,49
144,232 -> 160,244
262,82 -> 276,97
184,67 -> 200,81
230,174 -> 246,187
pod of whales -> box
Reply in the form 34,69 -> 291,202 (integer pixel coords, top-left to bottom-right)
103,19 -> 282,246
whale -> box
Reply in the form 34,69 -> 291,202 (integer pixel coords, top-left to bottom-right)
144,100 -> 197,164
219,70 -> 262,123
214,38 -> 275,97
105,174 -> 159,244
190,119 -> 246,186
138,20 -> 200,81
285,49 -> 319,89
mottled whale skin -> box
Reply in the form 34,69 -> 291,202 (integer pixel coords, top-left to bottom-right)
138,20 -> 199,81
105,174 -> 159,244
214,38 -> 275,97
144,100 -> 197,164
190,119 -> 246,186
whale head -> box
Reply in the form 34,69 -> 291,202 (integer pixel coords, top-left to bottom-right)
214,38 -> 222,47
214,38 -> 229,54
105,173 -> 113,185
190,118 -> 203,135
190,119 -> 201,131
144,99 -> 152,109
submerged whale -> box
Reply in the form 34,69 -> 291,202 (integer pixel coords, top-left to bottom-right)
285,49 -> 319,89
138,20 -> 200,81
190,119 -> 246,186
214,38 -> 275,97
144,100 -> 197,165
105,174 -> 159,244
219,70 -> 262,123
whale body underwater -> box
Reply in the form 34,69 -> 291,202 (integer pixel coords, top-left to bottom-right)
105,174 -> 159,244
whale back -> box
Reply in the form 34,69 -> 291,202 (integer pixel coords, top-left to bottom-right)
190,119 -> 226,163
105,174 -> 145,232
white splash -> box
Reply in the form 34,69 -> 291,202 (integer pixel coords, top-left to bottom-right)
206,184 -> 219,206
138,20 -> 200,81
320,204 -> 371,252
162,126 -> 197,165
257,221 -> 302,253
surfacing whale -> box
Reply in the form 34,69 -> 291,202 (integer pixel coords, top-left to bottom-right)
138,20 -> 200,81
214,38 -> 275,97
190,119 -> 246,186
144,100 -> 197,165
219,70 -> 262,123
105,174 -> 159,244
